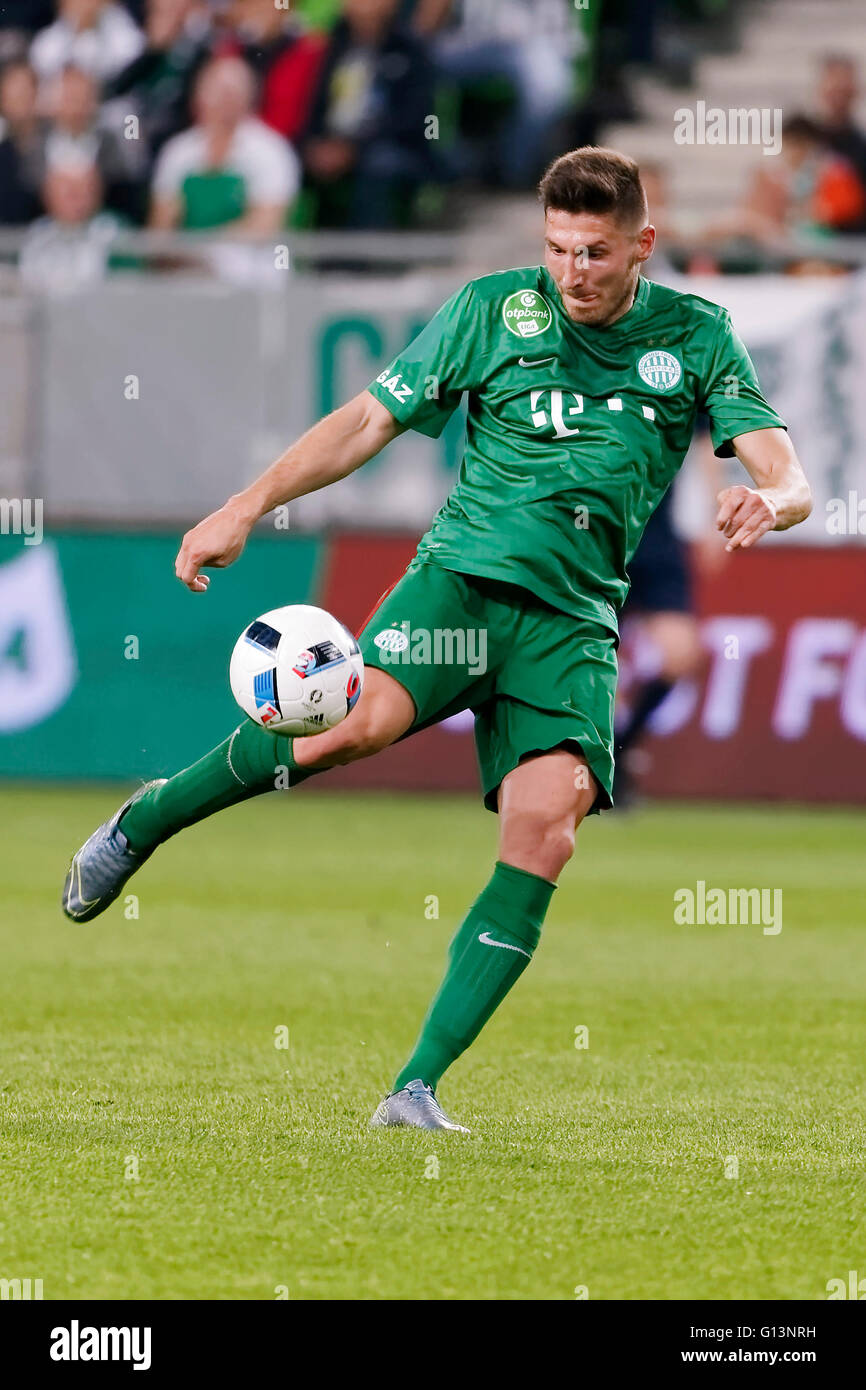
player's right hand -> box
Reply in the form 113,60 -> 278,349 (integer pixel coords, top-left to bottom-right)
175,503 -> 254,592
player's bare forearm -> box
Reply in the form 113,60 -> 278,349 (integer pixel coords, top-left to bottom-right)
233,391 -> 402,520
716,427 -> 812,553
175,392 -> 403,592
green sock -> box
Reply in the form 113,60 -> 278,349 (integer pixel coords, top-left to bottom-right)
393,861 -> 555,1093
120,720 -> 319,852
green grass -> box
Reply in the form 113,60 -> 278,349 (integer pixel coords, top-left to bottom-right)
1,786 -> 865,1300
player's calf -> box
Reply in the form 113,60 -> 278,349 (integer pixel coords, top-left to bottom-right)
60,671 -> 417,922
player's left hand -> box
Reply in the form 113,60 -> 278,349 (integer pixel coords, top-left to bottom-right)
715,485 -> 777,552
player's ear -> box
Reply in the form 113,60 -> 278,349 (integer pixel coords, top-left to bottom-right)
636,224 -> 656,262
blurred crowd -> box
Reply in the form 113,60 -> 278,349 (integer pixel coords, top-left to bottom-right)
0,0 -> 864,284
684,56 -> 866,270
0,0 -> 594,254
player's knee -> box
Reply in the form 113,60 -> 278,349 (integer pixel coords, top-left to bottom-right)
502,813 -> 576,882
538,821 -> 577,879
667,631 -> 703,680
649,617 -> 704,682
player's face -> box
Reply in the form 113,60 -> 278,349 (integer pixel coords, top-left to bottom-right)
544,208 -> 655,327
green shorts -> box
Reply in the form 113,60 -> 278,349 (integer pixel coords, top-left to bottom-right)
357,560 -> 618,814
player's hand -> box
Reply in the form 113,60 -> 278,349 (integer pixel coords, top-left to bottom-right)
715,485 -> 777,552
175,502 -> 254,592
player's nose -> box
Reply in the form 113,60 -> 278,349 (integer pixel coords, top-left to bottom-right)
561,271 -> 585,292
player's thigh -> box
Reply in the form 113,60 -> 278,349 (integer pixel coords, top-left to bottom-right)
293,666 -> 415,768
475,612 -> 619,817
356,561 -> 501,733
297,563 -> 503,769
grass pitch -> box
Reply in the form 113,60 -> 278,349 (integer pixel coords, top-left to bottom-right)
1,786 -> 864,1300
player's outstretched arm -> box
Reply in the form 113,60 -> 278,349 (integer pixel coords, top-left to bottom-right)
716,427 -> 812,553
175,391 -> 404,592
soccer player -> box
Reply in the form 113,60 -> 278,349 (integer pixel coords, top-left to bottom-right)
62,148 -> 812,1132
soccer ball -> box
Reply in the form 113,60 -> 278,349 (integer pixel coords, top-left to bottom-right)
229,604 -> 364,736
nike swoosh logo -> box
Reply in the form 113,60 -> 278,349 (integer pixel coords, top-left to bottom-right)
518,356 -> 555,368
70,857 -> 100,911
478,931 -> 531,958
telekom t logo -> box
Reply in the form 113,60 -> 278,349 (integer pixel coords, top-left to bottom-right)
531,388 -> 583,437
529,389 -> 656,437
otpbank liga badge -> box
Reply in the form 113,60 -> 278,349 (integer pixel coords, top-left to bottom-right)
637,349 -> 682,391
503,290 -> 553,339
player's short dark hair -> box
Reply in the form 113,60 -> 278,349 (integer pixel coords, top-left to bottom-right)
538,147 -> 648,229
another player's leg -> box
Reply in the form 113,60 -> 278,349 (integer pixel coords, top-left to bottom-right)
614,609 -> 703,803
371,747 -> 597,1133
615,493 -> 703,805
62,669 -> 415,922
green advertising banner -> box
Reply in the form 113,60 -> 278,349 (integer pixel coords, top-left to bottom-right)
0,531 -> 324,779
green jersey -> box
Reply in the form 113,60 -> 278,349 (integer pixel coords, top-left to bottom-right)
366,266 -> 785,633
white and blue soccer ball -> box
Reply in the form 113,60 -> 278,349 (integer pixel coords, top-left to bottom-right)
230,604 -> 364,736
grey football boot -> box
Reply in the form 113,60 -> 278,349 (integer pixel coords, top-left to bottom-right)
370,1078 -> 470,1133
62,780 -> 166,922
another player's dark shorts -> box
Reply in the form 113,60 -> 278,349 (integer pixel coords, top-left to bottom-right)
358,560 -> 618,815
626,491 -> 692,615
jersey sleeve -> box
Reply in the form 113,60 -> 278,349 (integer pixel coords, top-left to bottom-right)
366,282 -> 483,438
698,309 -> 786,458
